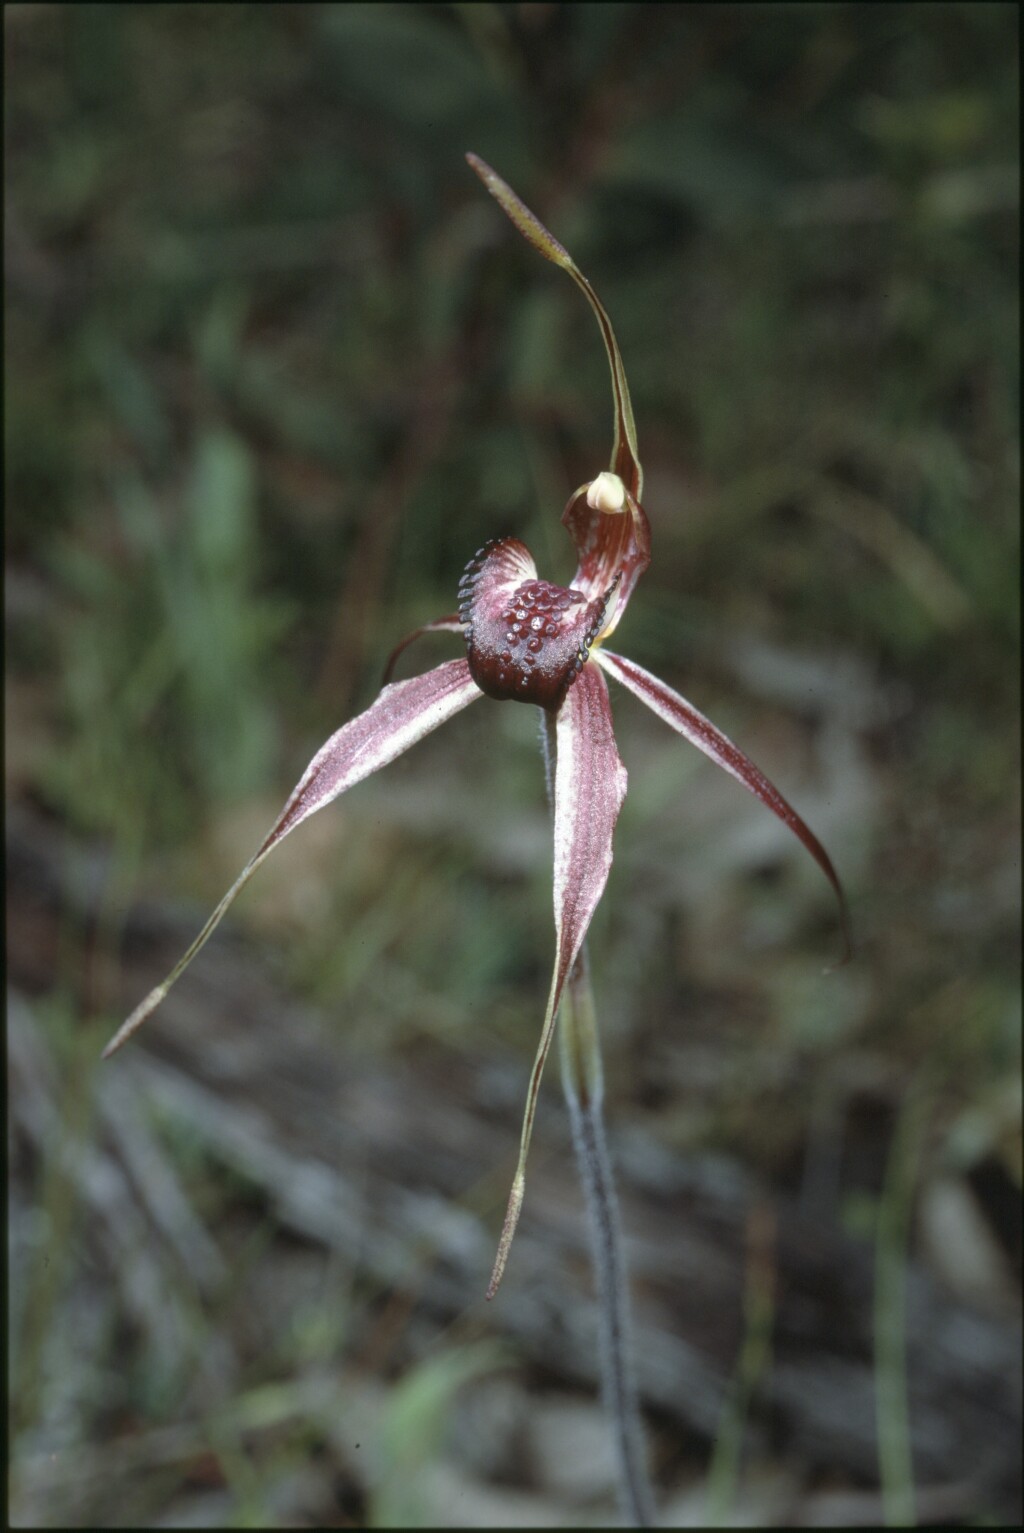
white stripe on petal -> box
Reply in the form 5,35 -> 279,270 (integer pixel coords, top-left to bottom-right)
265,659 -> 482,853
595,647 -> 849,958
103,660 -> 482,1058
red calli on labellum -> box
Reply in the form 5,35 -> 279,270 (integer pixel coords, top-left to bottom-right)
104,155 -> 849,1299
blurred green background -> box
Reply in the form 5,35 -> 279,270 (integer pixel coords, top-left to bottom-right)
7,3 -> 1019,1526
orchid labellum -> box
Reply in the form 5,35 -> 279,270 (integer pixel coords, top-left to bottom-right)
104,155 -> 848,1299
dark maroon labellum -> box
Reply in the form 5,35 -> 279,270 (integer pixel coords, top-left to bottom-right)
460,538 -> 616,710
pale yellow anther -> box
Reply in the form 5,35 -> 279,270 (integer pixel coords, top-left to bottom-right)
586,471 -> 627,514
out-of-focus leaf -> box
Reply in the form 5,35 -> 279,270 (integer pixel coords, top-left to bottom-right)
86,331 -> 172,465
188,426 -> 257,576
371,1343 -> 508,1528
319,4 -> 512,137
603,91 -> 801,223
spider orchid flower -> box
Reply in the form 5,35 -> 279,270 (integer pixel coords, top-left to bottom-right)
103,155 -> 849,1299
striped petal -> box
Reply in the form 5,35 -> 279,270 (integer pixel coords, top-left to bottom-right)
487,660 -> 627,1296
563,481 -> 651,638
103,659 -> 483,1059
595,648 -> 850,961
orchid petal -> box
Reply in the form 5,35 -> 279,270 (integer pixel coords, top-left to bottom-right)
103,659 -> 483,1059
382,615 -> 464,686
595,649 -> 850,962
487,661 -> 627,1296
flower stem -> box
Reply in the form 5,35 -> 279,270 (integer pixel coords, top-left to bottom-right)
559,951 -> 657,1527
540,707 -> 656,1526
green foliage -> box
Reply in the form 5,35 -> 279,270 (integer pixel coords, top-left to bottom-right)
40,419 -> 289,842
370,1343 -> 509,1527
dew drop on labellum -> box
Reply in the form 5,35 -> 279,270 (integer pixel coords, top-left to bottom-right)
460,539 -> 616,710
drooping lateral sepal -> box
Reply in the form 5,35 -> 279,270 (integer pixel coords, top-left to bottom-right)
461,537 -> 617,710
102,659 -> 484,1058
595,648 -> 851,964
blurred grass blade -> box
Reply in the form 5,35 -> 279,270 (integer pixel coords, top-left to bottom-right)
875,1085 -> 929,1527
372,1342 -> 508,1527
